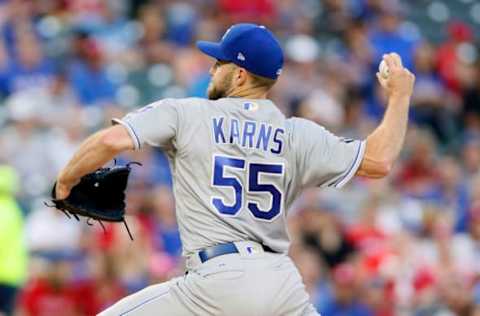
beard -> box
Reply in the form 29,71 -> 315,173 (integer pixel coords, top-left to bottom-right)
207,71 -> 234,100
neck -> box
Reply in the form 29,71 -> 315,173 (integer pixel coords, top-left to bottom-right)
227,86 -> 269,99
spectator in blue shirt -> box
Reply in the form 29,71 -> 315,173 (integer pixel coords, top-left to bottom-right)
152,187 -> 182,257
368,5 -> 418,71
0,34 -> 55,96
68,34 -> 116,106
319,264 -> 373,316
364,4 -> 418,120
430,157 -> 470,233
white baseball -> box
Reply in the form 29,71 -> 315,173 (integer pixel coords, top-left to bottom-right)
379,60 -> 389,79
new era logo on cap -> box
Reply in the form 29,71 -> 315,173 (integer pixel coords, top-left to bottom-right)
237,52 -> 246,61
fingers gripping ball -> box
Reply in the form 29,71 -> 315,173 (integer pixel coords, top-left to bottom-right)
379,60 -> 390,79
47,161 -> 142,240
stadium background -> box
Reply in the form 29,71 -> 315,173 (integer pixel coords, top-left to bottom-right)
1,0 -> 480,315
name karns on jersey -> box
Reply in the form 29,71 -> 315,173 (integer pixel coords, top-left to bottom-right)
212,117 -> 284,154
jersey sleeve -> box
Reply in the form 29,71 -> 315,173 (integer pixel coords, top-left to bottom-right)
112,99 -> 180,150
291,117 -> 366,188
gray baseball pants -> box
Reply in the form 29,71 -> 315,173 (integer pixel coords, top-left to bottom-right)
98,241 -> 319,316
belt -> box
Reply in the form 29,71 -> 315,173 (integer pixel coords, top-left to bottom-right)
197,242 -> 277,263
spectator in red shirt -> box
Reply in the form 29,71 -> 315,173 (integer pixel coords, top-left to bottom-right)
18,258 -> 81,316
76,253 -> 127,315
218,0 -> 275,23
397,129 -> 439,198
437,21 -> 474,97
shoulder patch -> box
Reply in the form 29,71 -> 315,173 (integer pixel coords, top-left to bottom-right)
243,102 -> 259,111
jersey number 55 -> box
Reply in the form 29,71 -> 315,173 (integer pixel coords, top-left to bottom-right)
211,155 -> 284,222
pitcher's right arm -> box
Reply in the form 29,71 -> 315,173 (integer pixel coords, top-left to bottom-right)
356,53 -> 415,178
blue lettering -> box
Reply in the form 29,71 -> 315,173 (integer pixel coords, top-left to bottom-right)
242,121 -> 256,148
212,117 -> 226,143
230,119 -> 241,144
271,128 -> 284,154
256,124 -> 272,151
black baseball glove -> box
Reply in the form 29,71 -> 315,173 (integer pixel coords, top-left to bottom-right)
47,161 -> 141,240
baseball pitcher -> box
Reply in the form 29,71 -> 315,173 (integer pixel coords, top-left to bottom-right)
55,23 -> 415,315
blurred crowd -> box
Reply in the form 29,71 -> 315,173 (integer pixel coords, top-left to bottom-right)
1,0 -> 480,315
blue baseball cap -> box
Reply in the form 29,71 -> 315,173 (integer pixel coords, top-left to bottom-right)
196,23 -> 284,80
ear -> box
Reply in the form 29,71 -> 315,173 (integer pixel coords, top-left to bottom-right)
235,68 -> 248,86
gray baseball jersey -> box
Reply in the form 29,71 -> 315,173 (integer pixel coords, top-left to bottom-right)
113,97 -> 365,256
